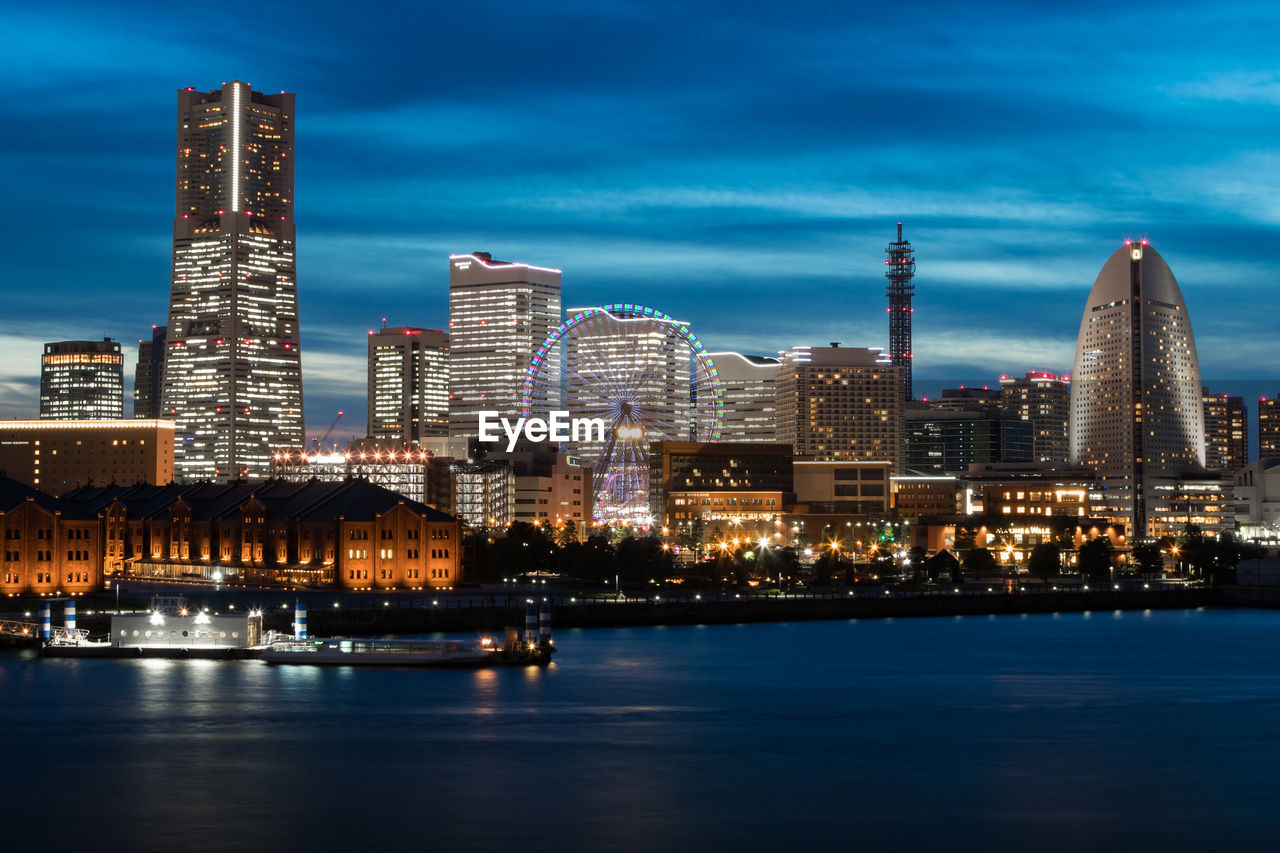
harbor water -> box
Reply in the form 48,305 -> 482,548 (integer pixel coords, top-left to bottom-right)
2,608 -> 1278,852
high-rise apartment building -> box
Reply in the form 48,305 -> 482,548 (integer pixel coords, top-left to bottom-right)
161,81 -> 304,482
447,252 -> 561,437
1201,389 -> 1247,471
367,327 -> 449,444
1069,241 -> 1204,537
709,352 -> 780,442
133,325 -> 167,419
999,371 -> 1071,463
1259,395 -> 1280,457
40,339 -> 124,420
776,345 -> 903,469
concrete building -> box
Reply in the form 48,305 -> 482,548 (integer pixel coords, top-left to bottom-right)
999,371 -> 1070,463
489,446 -> 593,532
367,327 -> 449,444
61,479 -> 463,590
0,420 -> 175,494
708,352 -> 780,441
1069,241 -> 1205,537
1202,389 -> 1247,472
1147,470 -> 1235,539
791,460 -> 893,518
927,386 -> 1001,414
903,409 -> 1033,475
1258,396 -> 1280,457
452,460 -> 516,528
1235,458 -> 1280,542
162,81 -> 305,482
133,325 -> 167,419
0,476 -> 102,597
891,474 -> 959,519
40,339 -> 124,420
776,344 -> 902,469
447,252 -> 561,437
651,441 -> 794,544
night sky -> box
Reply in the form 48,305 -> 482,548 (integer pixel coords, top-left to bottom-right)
3,0 -> 1278,438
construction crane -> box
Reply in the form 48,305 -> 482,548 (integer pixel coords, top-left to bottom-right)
310,410 -> 344,453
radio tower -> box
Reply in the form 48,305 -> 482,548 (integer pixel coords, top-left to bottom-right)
884,222 -> 916,401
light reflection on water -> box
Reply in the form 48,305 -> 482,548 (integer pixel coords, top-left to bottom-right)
2,609 -> 1280,852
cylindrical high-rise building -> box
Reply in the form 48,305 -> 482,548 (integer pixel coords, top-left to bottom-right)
161,81 -> 305,482
1069,241 -> 1204,538
40,338 -> 124,420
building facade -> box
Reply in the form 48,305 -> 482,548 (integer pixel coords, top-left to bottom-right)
162,81 -> 305,482
133,325 -> 168,419
447,252 -> 561,437
40,339 -> 124,420
0,477 -> 101,597
776,345 -> 903,469
1202,389 -> 1248,472
1235,458 -> 1280,542
709,352 -> 780,442
999,371 -> 1070,463
1259,395 -> 1280,457
1069,241 -> 1205,537
0,420 -> 175,494
368,327 -> 449,444
903,410 -> 1033,475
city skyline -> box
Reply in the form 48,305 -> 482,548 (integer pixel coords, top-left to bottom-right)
3,2 -> 1279,442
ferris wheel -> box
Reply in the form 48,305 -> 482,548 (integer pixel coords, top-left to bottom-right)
522,304 -> 724,527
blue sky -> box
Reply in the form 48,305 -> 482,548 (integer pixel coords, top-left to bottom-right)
2,0 -> 1278,438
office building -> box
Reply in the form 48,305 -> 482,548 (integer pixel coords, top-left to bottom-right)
1069,241 -> 1204,537
928,386 -> 1001,413
999,371 -> 1070,463
40,339 -> 124,420
904,409 -> 1033,475
776,344 -> 903,469
447,252 -> 561,437
133,325 -> 167,419
490,446 -> 593,533
1259,395 -> 1280,457
891,474 -> 959,519
368,327 -> 449,444
709,352 -> 780,441
0,419 -> 175,494
1202,389 -> 1247,471
1235,458 -> 1280,542
651,442 -> 795,544
161,81 -> 305,482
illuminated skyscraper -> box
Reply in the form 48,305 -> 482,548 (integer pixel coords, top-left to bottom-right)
1069,241 -> 1204,537
39,338 -> 124,420
1201,389 -> 1247,471
133,325 -> 167,419
1259,395 -> 1280,457
706,352 -> 779,442
447,252 -> 561,437
999,371 -> 1071,463
161,81 -> 304,482
367,327 -> 449,444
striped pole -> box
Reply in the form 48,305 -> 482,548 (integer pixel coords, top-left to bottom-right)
64,600 -> 76,633
294,602 -> 307,639
539,603 -> 551,647
524,605 -> 538,646
40,602 -> 51,640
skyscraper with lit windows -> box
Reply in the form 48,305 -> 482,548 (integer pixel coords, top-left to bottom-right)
367,327 -> 449,444
447,252 -> 561,437
1201,389 -> 1247,471
1069,241 -> 1204,537
39,338 -> 124,420
161,80 -> 304,482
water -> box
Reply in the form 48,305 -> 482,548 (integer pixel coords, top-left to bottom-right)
3,608 -> 1279,852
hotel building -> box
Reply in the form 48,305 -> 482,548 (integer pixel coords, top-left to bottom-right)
1069,241 -> 1204,537
447,252 -> 561,437
40,339 -> 124,420
161,81 -> 305,482
0,420 -> 175,494
708,352 -> 780,442
368,327 -> 449,444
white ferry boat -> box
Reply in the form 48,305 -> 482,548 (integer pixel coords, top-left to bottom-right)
261,636 -> 502,667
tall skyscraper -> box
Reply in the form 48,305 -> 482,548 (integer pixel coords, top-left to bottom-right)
885,222 -> 916,401
707,352 -> 780,441
447,252 -> 561,437
776,344 -> 903,469
1201,389 -> 1247,471
161,81 -> 304,482
1259,395 -> 1280,457
40,338 -> 123,420
133,325 -> 167,419
1069,241 -> 1204,538
367,327 -> 449,444
999,371 -> 1071,463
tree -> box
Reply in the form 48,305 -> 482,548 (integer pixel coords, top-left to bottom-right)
556,522 -> 579,548
963,547 -> 998,575
616,535 -> 673,584
1078,537 -> 1114,583
1130,542 -> 1164,580
1028,543 -> 1061,580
